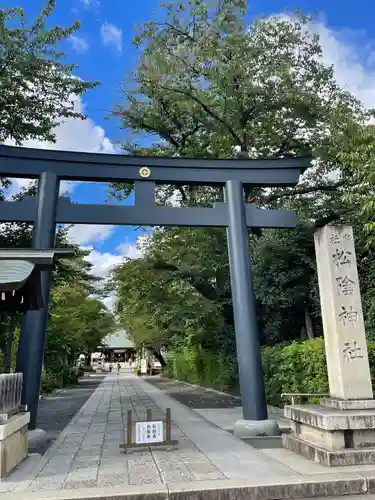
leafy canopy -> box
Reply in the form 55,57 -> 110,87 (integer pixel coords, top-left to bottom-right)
0,0 -> 99,144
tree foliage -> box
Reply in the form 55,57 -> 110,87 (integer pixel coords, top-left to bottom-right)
0,0 -> 98,144
45,283 -> 116,372
108,0 -> 375,388
0,1 -> 111,387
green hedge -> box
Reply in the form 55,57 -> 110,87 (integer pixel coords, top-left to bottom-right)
262,338 -> 329,406
40,371 -> 61,393
40,366 -> 80,394
165,338 -> 375,406
165,345 -> 238,393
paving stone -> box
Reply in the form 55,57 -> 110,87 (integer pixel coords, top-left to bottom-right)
0,482 -> 19,494
37,465 -> 72,478
72,459 -> 101,470
2,370 -> 298,495
160,469 -> 196,482
28,476 -> 66,491
97,472 -> 129,487
63,478 -> 97,489
128,474 -> 161,485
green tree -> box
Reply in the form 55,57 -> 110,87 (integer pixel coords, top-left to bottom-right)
251,224 -> 321,344
0,0 -> 98,145
45,283 -> 115,374
109,253 -> 223,364
334,121 -> 375,239
110,3 -> 365,326
0,186 -> 103,372
107,1 -> 375,389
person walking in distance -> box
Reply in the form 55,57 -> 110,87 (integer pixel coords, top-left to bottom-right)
117,362 -> 121,374
109,362 -> 113,374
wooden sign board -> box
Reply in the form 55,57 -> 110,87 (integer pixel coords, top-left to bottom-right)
120,407 -> 178,453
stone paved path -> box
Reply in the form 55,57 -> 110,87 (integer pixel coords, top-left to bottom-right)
31,375 -> 105,454
0,370 -> 296,495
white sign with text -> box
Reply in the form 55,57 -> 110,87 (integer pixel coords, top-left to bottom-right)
135,421 -> 164,444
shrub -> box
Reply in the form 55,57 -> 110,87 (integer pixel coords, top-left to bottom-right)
261,344 -> 285,407
61,365 -> 72,386
165,337 -> 375,407
280,338 -> 328,405
165,344 -> 237,393
40,371 -> 60,394
262,338 -> 329,406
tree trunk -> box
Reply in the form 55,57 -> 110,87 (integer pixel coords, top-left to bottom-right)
151,349 -> 166,367
304,308 -> 314,340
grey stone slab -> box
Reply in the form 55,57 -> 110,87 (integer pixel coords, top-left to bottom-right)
128,474 -> 162,485
167,474 -> 368,500
193,471 -> 226,481
63,478 -> 97,489
161,469 -> 196,483
67,466 -> 98,478
97,472 -> 129,487
0,482 -> 168,500
37,465 -> 72,478
71,460 -> 100,470
6,372 -> 340,495
0,482 -> 19,494
27,477 -> 66,492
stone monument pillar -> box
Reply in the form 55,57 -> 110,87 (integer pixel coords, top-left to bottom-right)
283,225 -> 375,466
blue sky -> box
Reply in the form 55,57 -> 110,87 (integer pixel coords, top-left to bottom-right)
4,0 -> 375,304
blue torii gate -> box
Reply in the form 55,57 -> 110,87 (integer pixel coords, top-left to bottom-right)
0,145 -> 309,432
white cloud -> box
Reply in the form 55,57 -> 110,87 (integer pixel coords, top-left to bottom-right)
83,247 -> 124,278
4,94 -> 114,198
5,94 -> 114,154
69,35 -> 89,54
311,22 -> 375,110
84,238 -> 144,279
80,0 -> 100,9
5,178 -> 79,199
102,291 -> 117,310
67,224 -> 115,246
115,242 -> 141,260
81,235 -> 149,311
100,23 -> 123,52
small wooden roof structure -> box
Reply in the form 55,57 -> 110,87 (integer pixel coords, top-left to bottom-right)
0,249 -> 74,313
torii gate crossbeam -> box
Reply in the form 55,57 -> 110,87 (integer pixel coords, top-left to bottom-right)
0,145 -> 309,437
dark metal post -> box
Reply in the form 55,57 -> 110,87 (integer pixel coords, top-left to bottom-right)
16,172 -> 59,430
225,180 -> 267,421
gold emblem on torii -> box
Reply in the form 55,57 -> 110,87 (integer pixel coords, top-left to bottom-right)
139,167 -> 151,178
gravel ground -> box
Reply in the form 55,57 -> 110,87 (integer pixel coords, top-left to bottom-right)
145,376 -> 241,409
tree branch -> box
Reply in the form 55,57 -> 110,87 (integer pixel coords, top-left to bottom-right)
177,186 -> 187,202
157,22 -> 195,42
151,82 -> 244,147
152,261 -> 219,302
259,179 -> 346,204
152,260 -> 235,326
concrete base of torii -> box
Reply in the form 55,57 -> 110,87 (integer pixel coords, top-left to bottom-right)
233,418 -> 281,438
27,428 -> 48,454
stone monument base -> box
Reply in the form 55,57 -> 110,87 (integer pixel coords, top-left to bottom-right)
0,412 -> 29,477
283,402 -> 375,467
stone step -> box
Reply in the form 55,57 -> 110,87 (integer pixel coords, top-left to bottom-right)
0,472 -> 373,500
